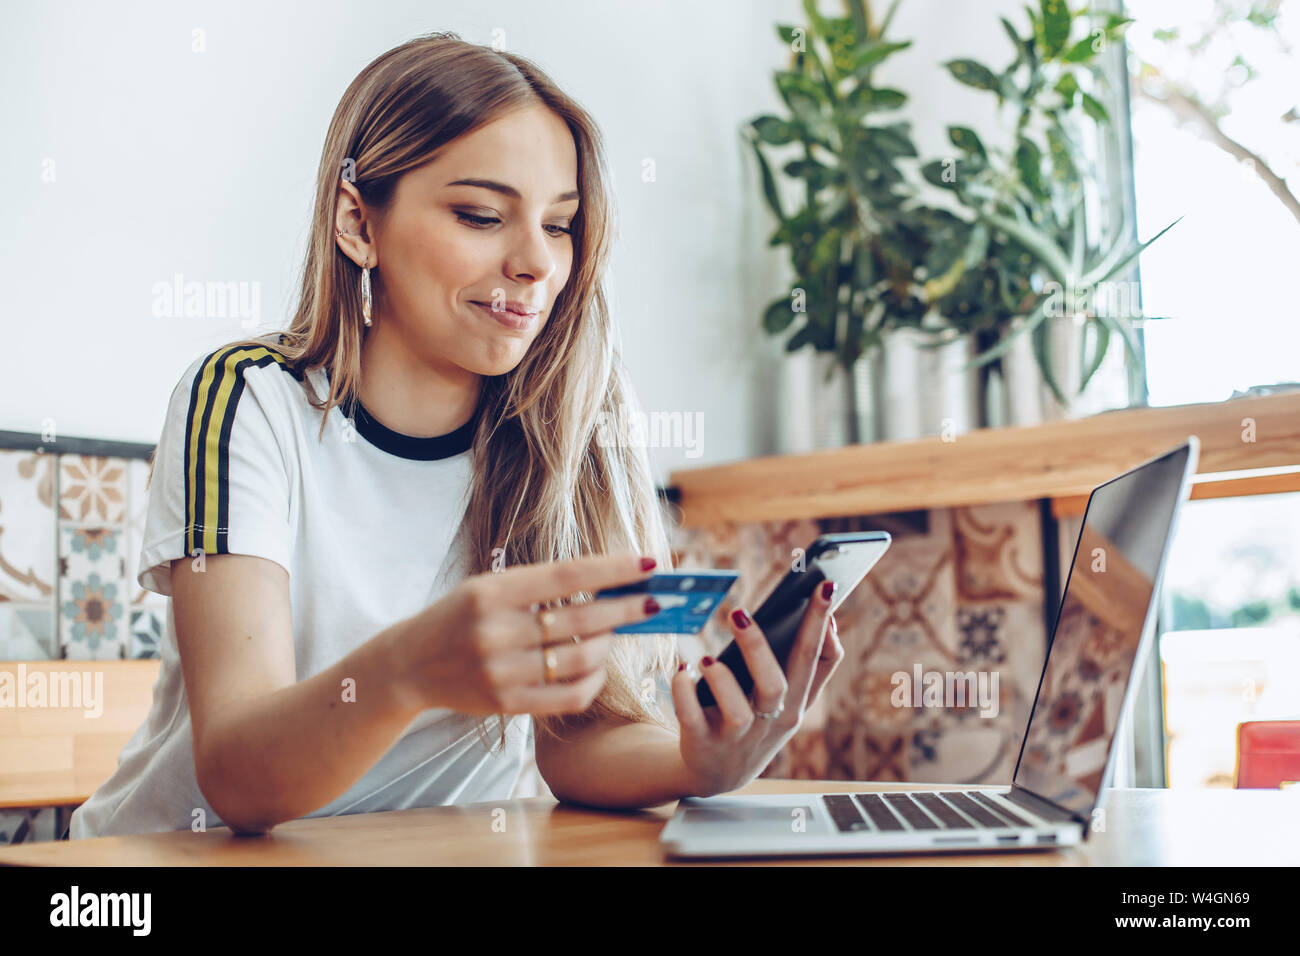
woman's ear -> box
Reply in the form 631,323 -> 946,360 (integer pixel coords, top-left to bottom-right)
333,179 -> 378,268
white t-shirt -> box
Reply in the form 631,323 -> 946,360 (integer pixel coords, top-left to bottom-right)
69,337 -> 531,839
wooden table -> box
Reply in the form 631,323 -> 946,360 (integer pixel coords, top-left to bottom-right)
3,779 -> 1297,866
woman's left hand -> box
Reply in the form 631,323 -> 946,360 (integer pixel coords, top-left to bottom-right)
670,579 -> 844,798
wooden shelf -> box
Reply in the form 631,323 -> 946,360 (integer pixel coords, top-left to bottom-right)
668,391 -> 1300,527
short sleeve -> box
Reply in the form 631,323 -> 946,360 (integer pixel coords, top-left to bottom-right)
137,346 -> 295,596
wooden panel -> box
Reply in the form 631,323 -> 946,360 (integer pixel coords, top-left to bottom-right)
669,392 -> 1300,527
0,660 -> 160,809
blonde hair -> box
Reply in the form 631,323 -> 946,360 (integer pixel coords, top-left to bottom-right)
212,31 -> 679,753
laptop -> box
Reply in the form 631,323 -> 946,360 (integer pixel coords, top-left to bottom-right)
660,437 -> 1200,858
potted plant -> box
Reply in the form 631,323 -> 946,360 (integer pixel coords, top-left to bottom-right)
917,1 -> 1179,422
749,0 -> 930,444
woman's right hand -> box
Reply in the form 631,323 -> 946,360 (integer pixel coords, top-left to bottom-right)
388,551 -> 662,716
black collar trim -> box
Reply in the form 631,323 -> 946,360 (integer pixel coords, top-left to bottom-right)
324,367 -> 476,461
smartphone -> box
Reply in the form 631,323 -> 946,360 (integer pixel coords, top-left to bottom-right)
695,531 -> 891,709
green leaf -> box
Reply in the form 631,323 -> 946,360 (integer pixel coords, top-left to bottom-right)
763,297 -> 797,334
1000,16 -> 1023,58
1016,137 -> 1046,199
1079,317 -> 1110,392
1080,91 -> 1109,123
1040,0 -> 1070,57
846,86 -> 908,115
878,0 -> 903,37
866,122 -> 918,158
775,70 -> 828,109
1081,216 -> 1182,287
1105,14 -> 1135,36
948,125 -> 988,160
921,158 -> 961,190
783,157 -> 842,192
752,115 -> 796,146
977,209 -> 1072,283
747,136 -> 785,224
1063,33 -> 1101,62
850,39 -> 913,78
1054,71 -> 1080,105
945,58 -> 1000,92
866,87 -> 908,110
1032,312 -> 1068,404
785,322 -> 816,352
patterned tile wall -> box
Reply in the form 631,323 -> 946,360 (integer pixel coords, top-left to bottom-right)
0,448 -> 166,845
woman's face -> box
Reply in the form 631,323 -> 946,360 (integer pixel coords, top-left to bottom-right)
365,105 -> 580,376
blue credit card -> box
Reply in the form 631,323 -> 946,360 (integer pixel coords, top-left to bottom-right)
595,570 -> 740,634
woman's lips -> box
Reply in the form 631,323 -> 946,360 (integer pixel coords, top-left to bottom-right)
472,301 -> 538,331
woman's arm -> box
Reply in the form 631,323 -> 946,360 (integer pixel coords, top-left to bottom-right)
535,716 -> 698,809
173,553 -> 424,834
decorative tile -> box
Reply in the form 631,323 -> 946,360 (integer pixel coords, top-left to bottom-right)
0,448 -> 57,603
952,501 -> 1043,603
58,526 -> 128,660
57,455 -> 126,524
0,602 -> 57,659
129,607 -> 163,659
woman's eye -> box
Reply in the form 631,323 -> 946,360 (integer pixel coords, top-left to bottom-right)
455,210 -> 572,237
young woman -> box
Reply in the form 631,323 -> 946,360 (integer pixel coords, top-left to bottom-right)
68,32 -> 842,839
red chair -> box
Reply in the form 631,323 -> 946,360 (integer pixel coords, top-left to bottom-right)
1234,720 -> 1300,789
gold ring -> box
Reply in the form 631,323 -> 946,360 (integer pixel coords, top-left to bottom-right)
543,648 -> 559,684
536,607 -> 556,644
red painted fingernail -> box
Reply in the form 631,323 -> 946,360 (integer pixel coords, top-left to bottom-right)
701,656 -> 715,667
677,661 -> 685,671
731,608 -> 751,629
644,597 -> 661,614
821,580 -> 835,601
640,556 -> 657,571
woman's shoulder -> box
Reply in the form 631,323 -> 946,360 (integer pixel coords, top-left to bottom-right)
165,333 -> 318,437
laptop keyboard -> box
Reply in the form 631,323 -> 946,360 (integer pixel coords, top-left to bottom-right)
821,791 -> 1035,833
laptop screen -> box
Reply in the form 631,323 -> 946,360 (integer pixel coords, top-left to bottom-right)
1012,442 -> 1195,815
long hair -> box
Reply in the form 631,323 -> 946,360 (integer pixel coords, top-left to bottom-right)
209,31 -> 678,754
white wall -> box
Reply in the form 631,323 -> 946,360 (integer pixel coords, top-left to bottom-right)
3,0 -> 1064,487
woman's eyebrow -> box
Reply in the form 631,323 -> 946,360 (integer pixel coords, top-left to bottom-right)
445,178 -> 579,204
